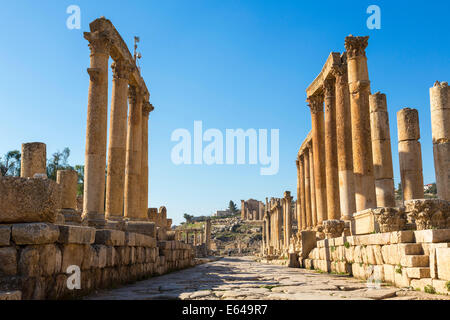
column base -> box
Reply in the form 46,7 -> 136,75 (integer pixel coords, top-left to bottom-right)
82,212 -> 106,229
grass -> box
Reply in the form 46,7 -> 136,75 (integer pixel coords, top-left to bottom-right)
395,264 -> 402,274
446,281 -> 450,292
424,285 -> 436,294
344,242 -> 350,249
260,285 -> 279,291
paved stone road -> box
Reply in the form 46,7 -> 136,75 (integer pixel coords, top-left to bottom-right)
86,256 -> 449,300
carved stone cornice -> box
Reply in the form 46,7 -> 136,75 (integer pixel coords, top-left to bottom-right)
344,35 -> 369,59
307,95 -> 324,114
84,31 -> 112,56
112,59 -> 133,80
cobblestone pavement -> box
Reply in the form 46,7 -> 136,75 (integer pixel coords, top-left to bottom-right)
86,256 -> 449,300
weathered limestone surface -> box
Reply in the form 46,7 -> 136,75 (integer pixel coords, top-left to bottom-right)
0,177 -> 60,223
308,144 -> 317,226
405,199 -> 449,230
11,223 -> 59,245
369,92 -> 395,207
430,81 -> 450,201
397,108 -> 424,201
20,142 -> 46,178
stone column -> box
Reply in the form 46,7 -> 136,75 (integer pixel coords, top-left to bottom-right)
20,142 -> 46,178
308,143 -> 318,227
295,160 -> 302,231
124,86 -> 144,220
430,81 -> 450,201
193,230 -> 198,246
397,108 -> 424,201
308,95 -> 328,224
332,61 -> 356,220
82,31 -> 111,227
345,35 -> 376,211
57,170 -> 78,210
283,191 -> 292,249
205,219 -> 211,252
323,78 -> 341,220
105,59 -> 131,221
299,155 -> 307,229
140,102 -> 153,219
303,149 -> 312,227
241,200 -> 246,220
276,203 -> 283,252
369,92 -> 395,207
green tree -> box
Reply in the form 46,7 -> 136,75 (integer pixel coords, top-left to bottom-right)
75,165 -> 85,196
47,147 -> 73,180
428,183 -> 437,195
395,183 -> 403,200
228,200 -> 238,214
183,213 -> 194,224
0,150 -> 21,176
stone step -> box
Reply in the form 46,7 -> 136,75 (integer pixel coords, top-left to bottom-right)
399,243 -> 424,256
405,267 -> 431,279
400,255 -> 429,267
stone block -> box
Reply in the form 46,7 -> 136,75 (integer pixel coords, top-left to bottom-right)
106,246 -> 117,267
91,245 -> 107,268
300,230 -> 317,258
95,229 -> 125,246
18,246 -> 40,276
125,232 -> 136,246
394,269 -> 411,288
414,229 -> 450,243
39,244 -> 62,275
430,247 -> 437,279
405,267 -> 431,279
0,225 -> 11,246
389,230 -> 415,244
58,225 -> 96,244
0,291 -> 22,300
398,243 -> 423,256
400,255 -> 429,267
0,177 -> 60,223
436,247 -> 450,280
432,279 -> 449,295
368,233 -> 391,245
136,234 -> 156,248
411,278 -> 433,292
61,244 -> 86,272
351,209 -> 379,235
421,242 -> 450,255
383,264 -> 395,284
12,223 -> 59,245
123,221 -> 156,237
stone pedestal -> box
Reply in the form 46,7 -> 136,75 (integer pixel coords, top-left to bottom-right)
105,59 -> 130,221
57,170 -> 81,225
397,108 -> 424,201
20,142 -> 46,178
370,92 -> 395,207
308,95 -> 328,225
345,35 -> 377,211
430,81 -> 450,201
82,31 -> 111,228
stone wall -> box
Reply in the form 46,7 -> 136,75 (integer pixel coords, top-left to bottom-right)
302,229 -> 450,295
0,223 -> 194,300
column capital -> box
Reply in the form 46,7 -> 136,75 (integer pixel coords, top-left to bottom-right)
84,31 -> 112,56
331,63 -> 348,81
344,35 -> 369,59
307,95 -> 324,114
142,102 -> 154,117
112,59 -> 133,80
323,78 -> 336,98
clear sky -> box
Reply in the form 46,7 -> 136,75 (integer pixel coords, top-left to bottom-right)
0,1 -> 448,225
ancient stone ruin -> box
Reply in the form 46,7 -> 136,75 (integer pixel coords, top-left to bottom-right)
260,35 -> 450,295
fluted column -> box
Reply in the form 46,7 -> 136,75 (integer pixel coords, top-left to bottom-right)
105,59 -> 131,221
82,31 -> 111,227
323,78 -> 341,220
308,95 -> 328,225
397,108 -> 424,201
299,155 -> 307,230
304,149 -> 312,227
332,62 -> 356,220
124,86 -> 144,220
140,102 -> 154,219
370,92 -> 395,207
345,35 -> 376,211
430,81 -> 450,201
308,142 -> 317,227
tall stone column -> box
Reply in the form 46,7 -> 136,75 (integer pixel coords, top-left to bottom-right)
397,108 -> 424,201
323,78 -> 341,220
369,92 -> 395,207
20,142 -> 46,178
82,31 -> 111,227
299,155 -> 307,229
308,95 -> 328,224
283,191 -> 292,249
295,160 -> 302,230
241,200 -> 246,220
345,35 -> 376,211
205,219 -> 211,252
430,81 -> 450,201
124,86 -> 144,220
276,203 -> 283,251
57,170 -> 78,210
105,59 -> 131,221
140,102 -> 153,219
303,150 -> 312,227
308,142 -> 317,227
332,62 -> 356,220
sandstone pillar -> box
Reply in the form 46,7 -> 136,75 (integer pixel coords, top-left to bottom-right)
82,31 -> 111,227
308,95 -> 328,224
241,200 -> 246,220
20,142 -> 46,178
140,102 -> 153,219
323,78 -> 341,220
430,81 -> 450,201
283,191 -> 292,249
332,61 -> 356,220
345,35 -> 376,211
303,149 -> 312,227
276,203 -> 283,251
308,143 -> 317,227
205,219 -> 211,252
369,92 -> 395,207
298,155 -> 307,229
397,108 -> 424,201
124,86 -> 144,220
295,160 -> 302,230
105,59 -> 130,221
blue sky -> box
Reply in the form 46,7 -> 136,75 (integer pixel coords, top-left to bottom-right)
0,1 -> 448,225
